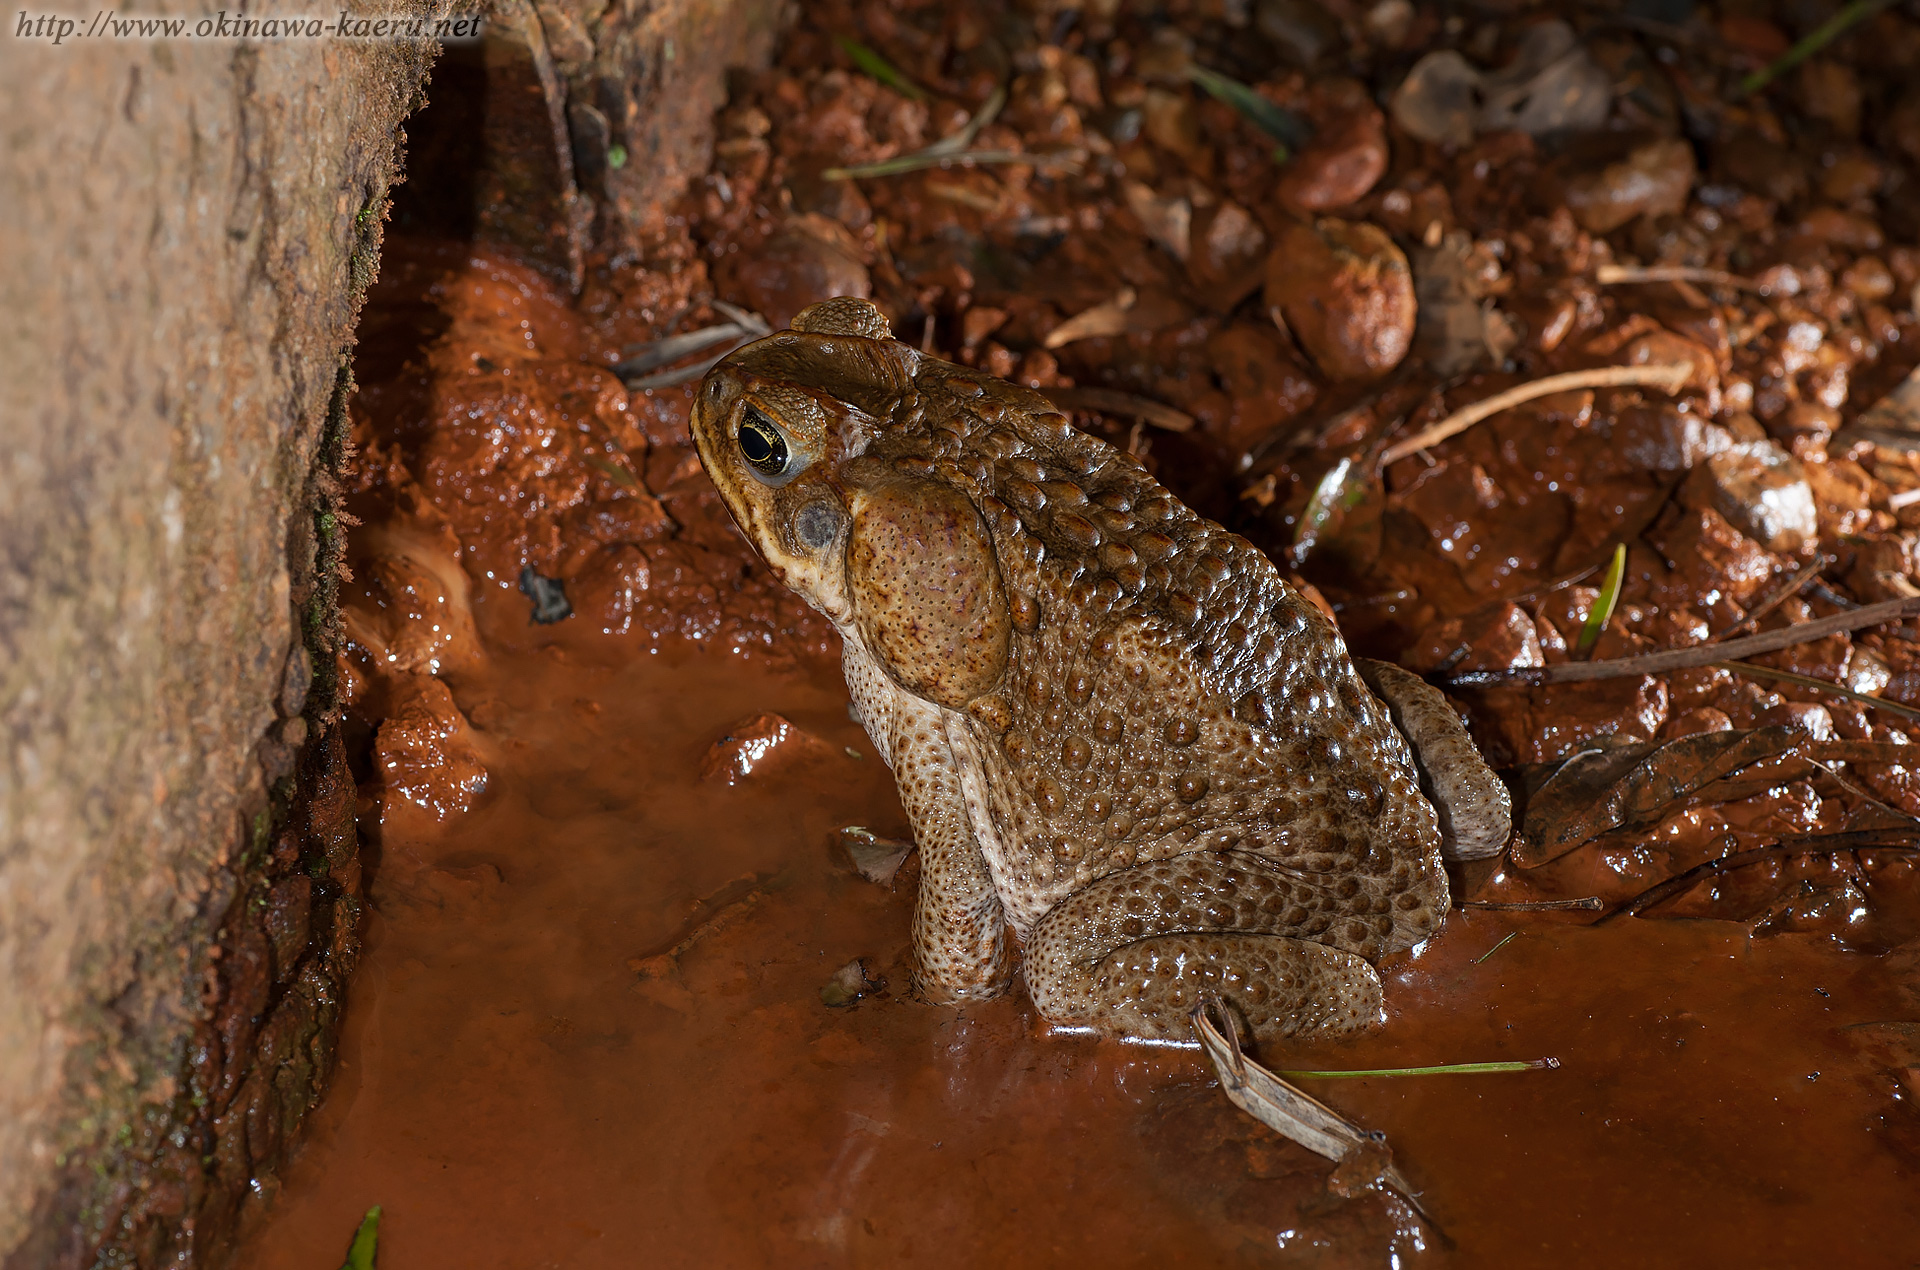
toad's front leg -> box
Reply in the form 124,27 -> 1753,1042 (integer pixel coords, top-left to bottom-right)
847,644 -> 1013,1002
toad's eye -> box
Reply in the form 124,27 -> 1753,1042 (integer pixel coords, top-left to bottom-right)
737,405 -> 796,484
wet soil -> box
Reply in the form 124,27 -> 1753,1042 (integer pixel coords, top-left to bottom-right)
238,0 -> 1920,1263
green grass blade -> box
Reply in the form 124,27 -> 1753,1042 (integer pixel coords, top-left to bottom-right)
1472,931 -> 1518,964
1185,63 -> 1309,155
1739,0 -> 1896,95
1577,543 -> 1626,655
339,1206 -> 381,1270
834,35 -> 928,101
1280,1058 -> 1558,1079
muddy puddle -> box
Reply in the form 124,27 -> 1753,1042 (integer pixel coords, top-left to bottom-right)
236,592 -> 1919,1269
236,0 -> 1920,1262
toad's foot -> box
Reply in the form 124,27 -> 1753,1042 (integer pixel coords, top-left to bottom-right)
1023,852 -> 1385,1043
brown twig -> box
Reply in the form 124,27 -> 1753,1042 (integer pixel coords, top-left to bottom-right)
1714,660 -> 1920,722
1595,264 -> 1762,292
1442,596 -> 1920,687
1379,364 -> 1692,466
1706,556 -> 1829,643
1459,897 -> 1605,912
1042,386 -> 1196,432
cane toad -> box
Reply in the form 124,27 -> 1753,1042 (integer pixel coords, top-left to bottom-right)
692,298 -> 1510,1043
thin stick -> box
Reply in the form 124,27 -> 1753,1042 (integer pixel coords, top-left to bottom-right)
823,148 -> 1083,180
1042,386 -> 1196,432
1601,838 -> 1920,922
1281,1058 -> 1556,1078
1715,660 -> 1920,722
1443,596 -> 1920,686
1596,264 -> 1762,292
1706,555 -> 1828,643
1460,896 -> 1604,912
1380,364 -> 1692,466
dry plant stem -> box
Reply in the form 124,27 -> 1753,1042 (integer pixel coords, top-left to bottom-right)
1601,838 -> 1920,922
1708,556 -> 1829,643
1443,596 -> 1920,686
1379,363 -> 1692,466
1042,386 -> 1196,432
1596,263 -> 1761,292
1188,997 -> 1434,1222
1714,660 -> 1920,723
1460,897 -> 1604,912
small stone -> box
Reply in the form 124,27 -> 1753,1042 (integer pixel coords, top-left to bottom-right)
1187,201 -> 1268,311
1264,218 -> 1414,381
1563,137 -> 1696,234
1275,79 -> 1387,213
1845,648 -> 1893,699
1759,701 -> 1835,742
1404,602 -> 1543,674
700,712 -> 830,785
1679,441 -> 1818,554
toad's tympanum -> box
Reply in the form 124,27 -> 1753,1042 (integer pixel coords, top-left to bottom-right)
693,298 -> 1509,1043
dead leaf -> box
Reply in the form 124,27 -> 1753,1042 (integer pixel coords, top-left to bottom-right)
838,826 -> 914,885
821,958 -> 885,1007
1189,996 -> 1429,1219
1516,728 -> 1920,867
1044,288 -> 1138,349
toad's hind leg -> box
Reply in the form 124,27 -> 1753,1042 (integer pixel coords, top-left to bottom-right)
1024,853 -> 1384,1043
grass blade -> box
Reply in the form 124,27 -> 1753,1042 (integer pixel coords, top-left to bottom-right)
1185,63 -> 1310,155
1280,1058 -> 1558,1079
1472,931 -> 1518,964
834,35 -> 928,101
339,1206 -> 381,1270
1577,543 -> 1626,655
1738,0 -> 1896,95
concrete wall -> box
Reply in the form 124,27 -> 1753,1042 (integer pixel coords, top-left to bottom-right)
0,0 -> 785,1263
0,9 -> 435,1266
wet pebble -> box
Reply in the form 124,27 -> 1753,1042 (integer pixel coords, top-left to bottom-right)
1263,217 -> 1414,381
1679,441 -> 1818,554
1562,136 -> 1696,234
1275,79 -> 1388,213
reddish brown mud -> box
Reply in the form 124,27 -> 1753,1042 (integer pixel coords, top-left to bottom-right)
237,621 -> 1920,1269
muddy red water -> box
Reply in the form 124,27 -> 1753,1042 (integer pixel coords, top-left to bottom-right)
237,615 -> 1918,1269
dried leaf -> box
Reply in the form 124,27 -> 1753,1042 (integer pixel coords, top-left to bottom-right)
821,957 -> 885,1007
838,826 -> 913,885
1835,365 -> 1920,453
1043,288 -> 1137,349
1188,996 -> 1426,1212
